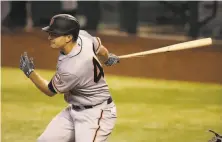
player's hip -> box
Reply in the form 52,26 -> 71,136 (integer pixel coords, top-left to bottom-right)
70,100 -> 117,142
70,97 -> 117,125
70,96 -> 115,111
64,92 -> 112,106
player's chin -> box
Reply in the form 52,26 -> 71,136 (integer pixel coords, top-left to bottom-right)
50,44 -> 58,49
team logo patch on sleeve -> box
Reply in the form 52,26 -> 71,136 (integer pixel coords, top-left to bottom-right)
54,73 -> 63,85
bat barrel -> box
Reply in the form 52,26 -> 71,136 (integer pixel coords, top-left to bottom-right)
119,38 -> 212,59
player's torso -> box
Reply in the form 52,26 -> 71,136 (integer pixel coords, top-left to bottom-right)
56,33 -> 110,106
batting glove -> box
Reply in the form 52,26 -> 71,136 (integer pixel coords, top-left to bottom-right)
208,130 -> 222,142
104,53 -> 120,66
20,52 -> 35,78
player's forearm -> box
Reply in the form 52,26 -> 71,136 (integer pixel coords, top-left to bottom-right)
97,45 -> 109,63
29,71 -> 55,97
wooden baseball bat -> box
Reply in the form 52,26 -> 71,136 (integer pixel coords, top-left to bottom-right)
119,38 -> 213,59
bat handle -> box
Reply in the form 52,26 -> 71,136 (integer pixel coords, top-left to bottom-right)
119,55 -> 145,59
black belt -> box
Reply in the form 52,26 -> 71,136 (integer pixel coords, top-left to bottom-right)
72,97 -> 113,110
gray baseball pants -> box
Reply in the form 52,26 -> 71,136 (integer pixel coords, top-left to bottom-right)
37,101 -> 117,142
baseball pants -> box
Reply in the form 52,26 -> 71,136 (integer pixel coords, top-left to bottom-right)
37,101 -> 117,142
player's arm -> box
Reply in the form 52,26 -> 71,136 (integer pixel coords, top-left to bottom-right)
93,37 -> 120,66
19,52 -> 55,97
96,45 -> 109,63
29,71 -> 55,97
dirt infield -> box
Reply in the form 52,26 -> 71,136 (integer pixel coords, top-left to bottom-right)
2,30 -> 222,84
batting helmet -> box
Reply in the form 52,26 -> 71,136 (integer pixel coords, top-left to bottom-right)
42,14 -> 80,40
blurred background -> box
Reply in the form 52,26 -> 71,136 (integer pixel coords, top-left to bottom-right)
2,1 -> 222,38
1,1 -> 222,142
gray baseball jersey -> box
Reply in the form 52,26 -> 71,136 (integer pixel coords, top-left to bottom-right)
39,30 -> 117,142
48,30 -> 111,106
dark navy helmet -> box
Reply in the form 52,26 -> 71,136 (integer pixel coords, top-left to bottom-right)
42,14 -> 80,40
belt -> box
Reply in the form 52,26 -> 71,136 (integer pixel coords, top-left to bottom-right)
72,97 -> 113,110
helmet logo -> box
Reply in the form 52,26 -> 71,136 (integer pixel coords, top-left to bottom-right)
50,18 -> 54,26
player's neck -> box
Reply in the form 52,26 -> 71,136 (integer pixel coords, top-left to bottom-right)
61,41 -> 77,55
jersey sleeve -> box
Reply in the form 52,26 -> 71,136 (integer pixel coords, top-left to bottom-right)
48,72 -> 79,94
79,30 -> 102,54
92,37 -> 102,54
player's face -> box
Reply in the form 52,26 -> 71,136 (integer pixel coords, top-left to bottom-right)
48,33 -> 67,49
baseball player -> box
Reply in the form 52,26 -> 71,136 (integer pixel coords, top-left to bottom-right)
19,14 -> 120,142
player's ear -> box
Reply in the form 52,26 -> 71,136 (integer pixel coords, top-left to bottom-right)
66,35 -> 73,43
